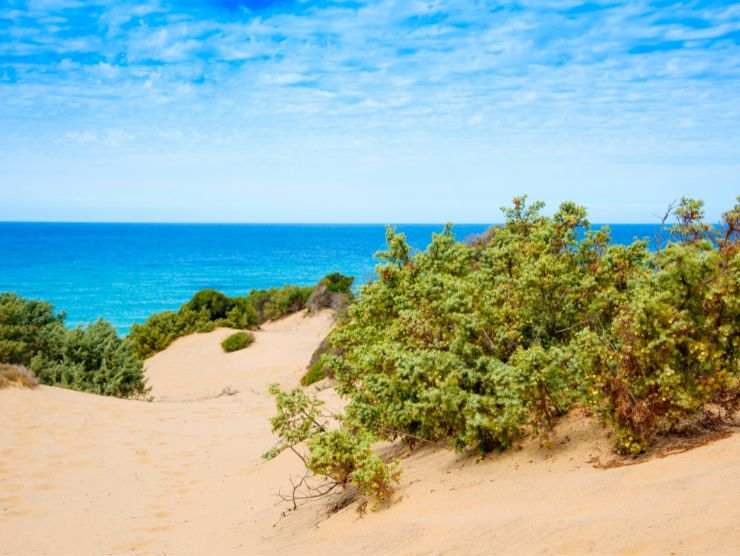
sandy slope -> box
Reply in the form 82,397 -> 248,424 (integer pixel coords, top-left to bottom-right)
1,309 -> 739,556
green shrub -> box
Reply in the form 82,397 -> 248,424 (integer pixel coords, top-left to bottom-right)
31,320 -> 148,398
128,290 -> 259,359
221,331 -> 254,353
308,429 -> 399,502
185,289 -> 234,320
264,385 -> 399,502
266,196 -> 738,508
129,284 -> 316,359
128,311 -> 189,359
247,285 -> 313,322
301,360 -> 327,386
320,272 -> 354,294
0,294 -> 147,398
226,297 -> 259,329
0,293 -> 66,366
321,196 -> 739,456
264,385 -> 327,460
572,199 -> 740,454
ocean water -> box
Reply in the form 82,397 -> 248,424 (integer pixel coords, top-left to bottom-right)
0,223 -> 664,334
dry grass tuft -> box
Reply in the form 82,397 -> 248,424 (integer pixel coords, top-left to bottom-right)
0,364 -> 39,389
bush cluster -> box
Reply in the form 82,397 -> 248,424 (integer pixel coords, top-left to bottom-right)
128,283 -> 316,359
128,289 -> 257,358
319,272 -> 355,294
0,293 -> 147,398
328,197 -> 738,456
221,331 -> 255,353
246,285 -> 314,323
269,196 -> 738,503
1,274 -> 351,398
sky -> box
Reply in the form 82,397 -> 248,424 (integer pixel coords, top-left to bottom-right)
1,0 -> 738,223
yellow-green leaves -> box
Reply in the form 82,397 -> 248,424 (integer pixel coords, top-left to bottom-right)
327,197 -> 739,456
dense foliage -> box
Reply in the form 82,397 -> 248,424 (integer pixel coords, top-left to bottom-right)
269,196 -> 739,503
32,320 -> 148,397
129,283 -> 316,359
0,293 -> 65,366
221,331 -> 255,353
319,272 -> 355,294
0,293 -> 147,397
247,285 -> 313,323
1,273 -> 351,397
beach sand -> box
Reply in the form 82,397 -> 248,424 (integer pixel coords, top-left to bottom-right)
1,309 -> 739,555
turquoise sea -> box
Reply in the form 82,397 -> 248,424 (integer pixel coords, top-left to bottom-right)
0,223 -> 665,334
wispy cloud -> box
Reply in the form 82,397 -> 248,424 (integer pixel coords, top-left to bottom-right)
0,0 -> 738,221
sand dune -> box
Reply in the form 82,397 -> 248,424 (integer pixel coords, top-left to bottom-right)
1,309 -> 739,555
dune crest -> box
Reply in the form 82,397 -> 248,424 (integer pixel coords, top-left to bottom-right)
1,309 -> 738,555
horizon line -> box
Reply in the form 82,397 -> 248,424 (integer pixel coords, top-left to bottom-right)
0,220 -> 680,226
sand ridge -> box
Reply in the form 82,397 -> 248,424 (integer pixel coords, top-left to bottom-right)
1,308 -> 739,555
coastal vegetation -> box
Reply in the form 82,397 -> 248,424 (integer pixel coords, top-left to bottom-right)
263,385 -> 399,507
0,273 -> 353,397
0,293 -> 147,397
222,331 -> 255,353
299,274 -> 355,386
300,360 -> 327,386
269,196 -> 739,503
128,277 -> 349,359
318,272 -> 355,295
247,285 -> 314,323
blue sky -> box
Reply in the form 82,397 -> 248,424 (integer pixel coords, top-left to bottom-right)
1,0 -> 738,223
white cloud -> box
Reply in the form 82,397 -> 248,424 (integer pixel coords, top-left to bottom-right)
0,0 -> 738,219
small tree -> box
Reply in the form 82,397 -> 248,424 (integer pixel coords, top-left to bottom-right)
264,385 -> 399,509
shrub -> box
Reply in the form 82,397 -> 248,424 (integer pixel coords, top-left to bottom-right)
264,385 -> 327,460
0,294 -> 148,398
308,429 -> 399,502
301,360 -> 326,386
573,199 -> 740,454
247,285 -> 313,322
226,297 -> 259,329
128,311 -> 190,359
326,205 -> 603,453
129,283 -> 318,359
0,364 -> 38,389
264,385 -> 399,503
128,290 -> 259,359
185,289 -> 234,320
321,196 -> 739,456
0,293 -> 66,366
31,320 -> 148,398
221,331 -> 254,353
320,272 -> 354,294
267,197 -> 738,508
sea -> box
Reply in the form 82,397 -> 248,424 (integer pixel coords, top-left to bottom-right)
0,223 -> 665,334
